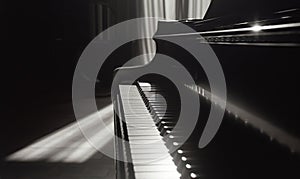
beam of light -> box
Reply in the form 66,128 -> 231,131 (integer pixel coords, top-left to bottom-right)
156,22 -> 300,38
188,0 -> 203,20
164,0 -> 176,20
6,104 -> 114,163
251,24 -> 263,32
138,0 -> 212,64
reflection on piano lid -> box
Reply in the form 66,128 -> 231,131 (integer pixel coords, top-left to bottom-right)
156,9 -> 300,46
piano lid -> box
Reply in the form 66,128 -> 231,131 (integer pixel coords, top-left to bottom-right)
204,0 -> 300,19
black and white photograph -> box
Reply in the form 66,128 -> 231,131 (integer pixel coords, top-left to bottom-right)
2,0 -> 300,178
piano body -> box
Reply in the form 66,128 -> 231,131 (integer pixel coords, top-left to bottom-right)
112,0 -> 300,178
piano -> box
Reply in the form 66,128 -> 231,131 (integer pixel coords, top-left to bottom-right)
112,0 -> 300,178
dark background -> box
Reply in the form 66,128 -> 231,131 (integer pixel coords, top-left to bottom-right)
3,0 -> 141,106
2,0 -> 141,159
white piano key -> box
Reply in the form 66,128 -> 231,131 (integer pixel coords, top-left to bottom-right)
132,158 -> 175,165
129,139 -> 165,145
134,165 -> 178,172
131,153 -> 173,160
127,129 -> 159,134
130,148 -> 169,154
134,172 -> 181,179
127,129 -> 159,133
119,85 -> 180,179
128,135 -> 162,140
127,124 -> 157,128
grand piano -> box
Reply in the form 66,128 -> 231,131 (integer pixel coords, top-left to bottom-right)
112,0 -> 300,178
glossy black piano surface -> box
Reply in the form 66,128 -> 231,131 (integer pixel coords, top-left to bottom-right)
113,0 -> 300,179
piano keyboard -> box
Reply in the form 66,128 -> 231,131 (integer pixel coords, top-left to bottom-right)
116,81 -> 300,179
119,84 -> 181,179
